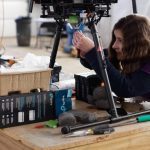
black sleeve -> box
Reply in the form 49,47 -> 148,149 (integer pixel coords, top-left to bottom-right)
80,57 -> 93,70
84,48 -> 150,98
80,48 -> 108,70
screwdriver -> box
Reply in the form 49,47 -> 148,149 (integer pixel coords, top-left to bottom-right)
91,114 -> 150,129
64,126 -> 114,137
61,114 -> 150,134
111,114 -> 150,127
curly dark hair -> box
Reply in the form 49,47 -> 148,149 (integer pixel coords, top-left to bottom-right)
109,14 -> 150,74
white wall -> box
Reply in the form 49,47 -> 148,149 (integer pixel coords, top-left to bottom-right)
0,0 -> 42,37
0,0 -> 150,41
0,0 -> 28,37
98,0 -> 150,48
30,4 -> 43,37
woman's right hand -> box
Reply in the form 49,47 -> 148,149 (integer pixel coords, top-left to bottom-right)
73,31 -> 95,57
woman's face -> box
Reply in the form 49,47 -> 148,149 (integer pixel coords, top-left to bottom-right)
112,29 -> 124,60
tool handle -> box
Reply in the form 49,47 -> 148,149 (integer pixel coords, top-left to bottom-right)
93,125 -> 114,134
137,115 -> 150,122
93,124 -> 109,129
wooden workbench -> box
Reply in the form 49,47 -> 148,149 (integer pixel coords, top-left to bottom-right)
1,100 -> 150,150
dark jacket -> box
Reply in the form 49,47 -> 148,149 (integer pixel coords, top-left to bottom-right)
80,48 -> 150,99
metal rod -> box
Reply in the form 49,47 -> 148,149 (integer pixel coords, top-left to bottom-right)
132,0 -> 137,13
88,20 -> 118,118
61,109 -> 150,134
49,21 -> 64,68
29,0 -> 34,13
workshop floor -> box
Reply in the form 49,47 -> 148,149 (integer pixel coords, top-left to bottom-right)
2,37 -> 91,74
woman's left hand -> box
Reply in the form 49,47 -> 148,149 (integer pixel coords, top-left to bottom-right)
73,31 -> 95,57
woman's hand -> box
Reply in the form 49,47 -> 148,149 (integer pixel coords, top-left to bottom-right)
73,31 -> 95,57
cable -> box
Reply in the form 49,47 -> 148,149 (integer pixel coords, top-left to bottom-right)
50,83 -> 60,89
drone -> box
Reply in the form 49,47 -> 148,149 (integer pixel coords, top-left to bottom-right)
30,0 -> 119,118
30,0 -> 118,20
29,0 -> 150,135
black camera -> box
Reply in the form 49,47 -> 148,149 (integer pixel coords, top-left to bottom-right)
30,0 -> 118,19
33,0 -> 117,4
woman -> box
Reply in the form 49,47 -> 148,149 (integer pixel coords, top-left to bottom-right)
73,14 -> 150,102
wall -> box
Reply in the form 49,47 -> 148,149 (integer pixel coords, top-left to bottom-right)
0,0 -> 28,37
0,0 -> 150,43
0,0 -> 42,37
98,0 -> 150,48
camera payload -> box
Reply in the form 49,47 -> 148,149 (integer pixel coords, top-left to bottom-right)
33,0 -> 117,4
30,0 -> 118,19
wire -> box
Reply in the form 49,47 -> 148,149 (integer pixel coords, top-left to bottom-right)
50,83 -> 60,89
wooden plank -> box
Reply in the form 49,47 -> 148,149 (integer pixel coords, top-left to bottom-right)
2,122 -> 150,150
69,130 -> 150,150
1,100 -> 150,150
0,130 -> 33,150
0,100 -> 109,150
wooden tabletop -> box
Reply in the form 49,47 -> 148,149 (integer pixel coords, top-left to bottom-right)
1,100 -> 150,150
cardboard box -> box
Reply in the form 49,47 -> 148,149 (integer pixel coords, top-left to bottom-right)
0,69 -> 51,96
0,91 -> 55,128
53,89 -> 72,117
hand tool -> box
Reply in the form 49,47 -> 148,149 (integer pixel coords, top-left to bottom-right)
63,115 -> 150,137
61,112 -> 150,134
64,125 -> 114,137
